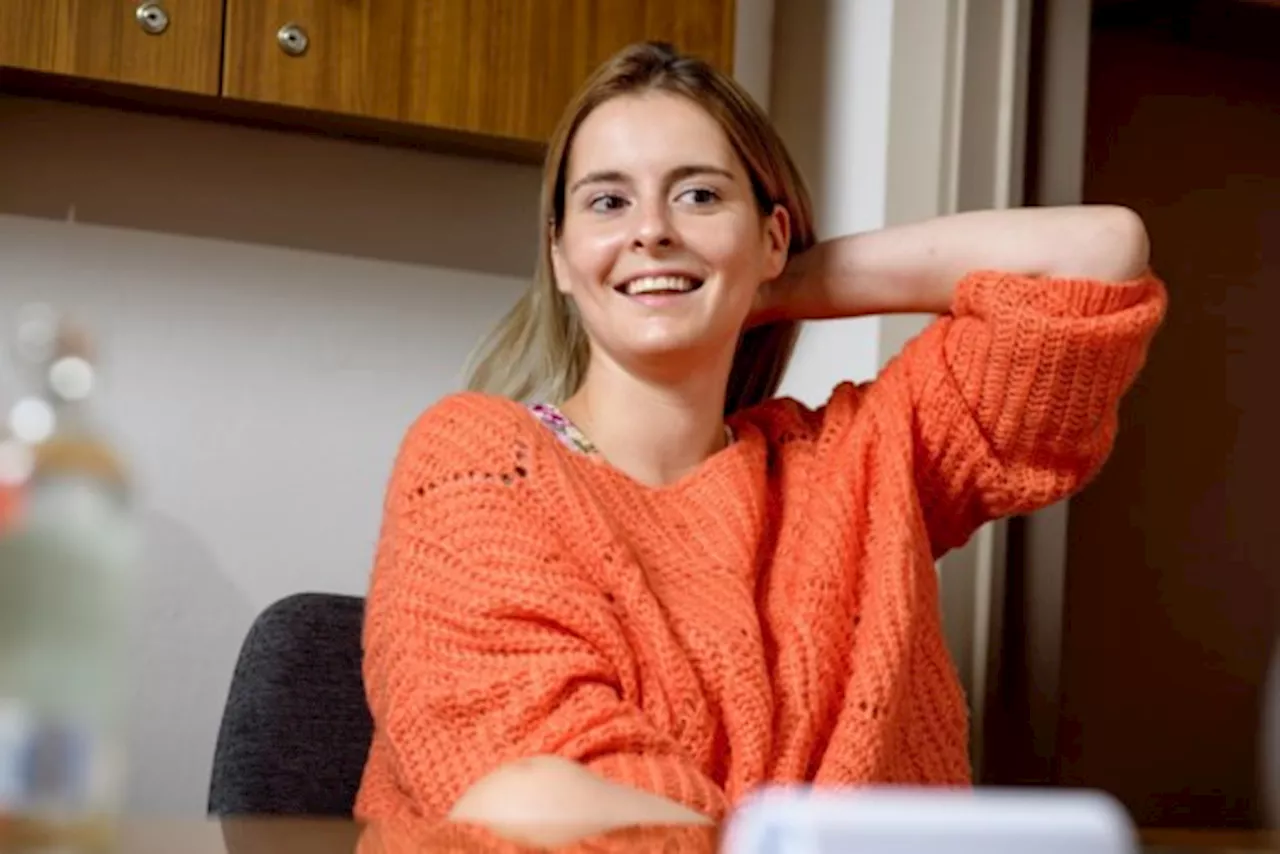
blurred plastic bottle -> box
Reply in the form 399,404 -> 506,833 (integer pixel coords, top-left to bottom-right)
0,307 -> 137,851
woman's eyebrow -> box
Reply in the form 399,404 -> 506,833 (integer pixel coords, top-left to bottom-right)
569,164 -> 735,195
569,170 -> 629,194
667,164 -> 735,183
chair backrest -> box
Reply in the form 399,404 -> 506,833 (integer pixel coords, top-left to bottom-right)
208,592 -> 372,816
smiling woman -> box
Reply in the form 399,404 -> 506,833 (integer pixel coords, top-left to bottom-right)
466,43 -> 815,434
544,91 -> 799,482
354,41 -> 1166,847
551,92 -> 789,401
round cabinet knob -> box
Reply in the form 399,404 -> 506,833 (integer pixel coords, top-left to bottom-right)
277,23 -> 310,57
135,2 -> 169,35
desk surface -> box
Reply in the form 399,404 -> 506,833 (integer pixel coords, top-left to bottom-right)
96,819 -> 1279,854
1140,829 -> 1277,854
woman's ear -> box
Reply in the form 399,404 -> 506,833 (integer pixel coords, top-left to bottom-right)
762,204 -> 791,281
550,232 -> 572,295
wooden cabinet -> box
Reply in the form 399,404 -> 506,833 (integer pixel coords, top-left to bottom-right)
1,0 -> 736,154
221,0 -> 735,141
0,0 -> 224,94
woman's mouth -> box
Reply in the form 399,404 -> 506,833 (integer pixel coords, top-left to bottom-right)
614,275 -> 705,297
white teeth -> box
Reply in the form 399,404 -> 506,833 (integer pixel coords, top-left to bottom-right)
622,275 -> 698,295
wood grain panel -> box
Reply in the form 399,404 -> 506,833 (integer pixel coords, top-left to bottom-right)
223,0 -> 735,142
0,0 -> 224,94
0,1 -> 72,75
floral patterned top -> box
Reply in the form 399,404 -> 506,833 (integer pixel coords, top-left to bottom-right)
528,402 -> 733,460
528,402 -> 601,457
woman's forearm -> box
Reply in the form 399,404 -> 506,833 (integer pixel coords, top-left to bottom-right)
448,756 -> 712,847
766,205 -> 1151,322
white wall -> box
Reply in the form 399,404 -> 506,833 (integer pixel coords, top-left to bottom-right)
0,96 -> 537,813
770,0 -> 890,401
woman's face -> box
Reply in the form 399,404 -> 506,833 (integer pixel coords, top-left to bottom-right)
552,91 -> 789,377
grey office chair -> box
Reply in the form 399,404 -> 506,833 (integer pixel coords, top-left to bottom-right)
207,593 -> 372,816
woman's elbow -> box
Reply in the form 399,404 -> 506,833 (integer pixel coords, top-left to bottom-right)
1102,205 -> 1151,280
1070,204 -> 1152,281
1055,205 -> 1151,282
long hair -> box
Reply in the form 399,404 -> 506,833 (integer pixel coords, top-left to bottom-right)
465,42 -> 816,415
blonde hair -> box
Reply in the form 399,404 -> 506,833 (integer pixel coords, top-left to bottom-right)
465,42 -> 816,415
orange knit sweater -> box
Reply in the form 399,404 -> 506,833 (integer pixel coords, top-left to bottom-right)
356,270 -> 1167,823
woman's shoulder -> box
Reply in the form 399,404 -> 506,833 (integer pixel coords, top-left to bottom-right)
408,390 -> 535,438
732,381 -> 876,448
393,391 -> 542,482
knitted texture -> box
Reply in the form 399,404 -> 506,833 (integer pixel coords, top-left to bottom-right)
356,270 -> 1167,822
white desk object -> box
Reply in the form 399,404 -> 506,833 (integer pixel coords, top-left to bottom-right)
723,786 -> 1140,854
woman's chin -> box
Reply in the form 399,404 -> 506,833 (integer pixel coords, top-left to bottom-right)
609,330 -> 737,374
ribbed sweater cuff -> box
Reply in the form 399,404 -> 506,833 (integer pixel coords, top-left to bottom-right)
954,268 -> 1162,319
591,753 -> 729,821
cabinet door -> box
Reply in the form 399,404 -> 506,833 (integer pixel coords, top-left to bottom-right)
223,0 -> 735,142
0,0 -> 224,94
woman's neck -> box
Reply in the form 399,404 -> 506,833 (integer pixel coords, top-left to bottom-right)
560,352 -> 734,487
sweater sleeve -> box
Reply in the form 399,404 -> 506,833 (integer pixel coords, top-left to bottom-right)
884,269 -> 1167,556
355,397 -> 727,823
356,813 -> 717,854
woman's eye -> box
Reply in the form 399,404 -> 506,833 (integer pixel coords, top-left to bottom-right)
677,187 -> 721,205
588,193 -> 627,213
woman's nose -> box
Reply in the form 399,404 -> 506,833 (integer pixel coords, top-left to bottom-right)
632,200 -> 677,250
